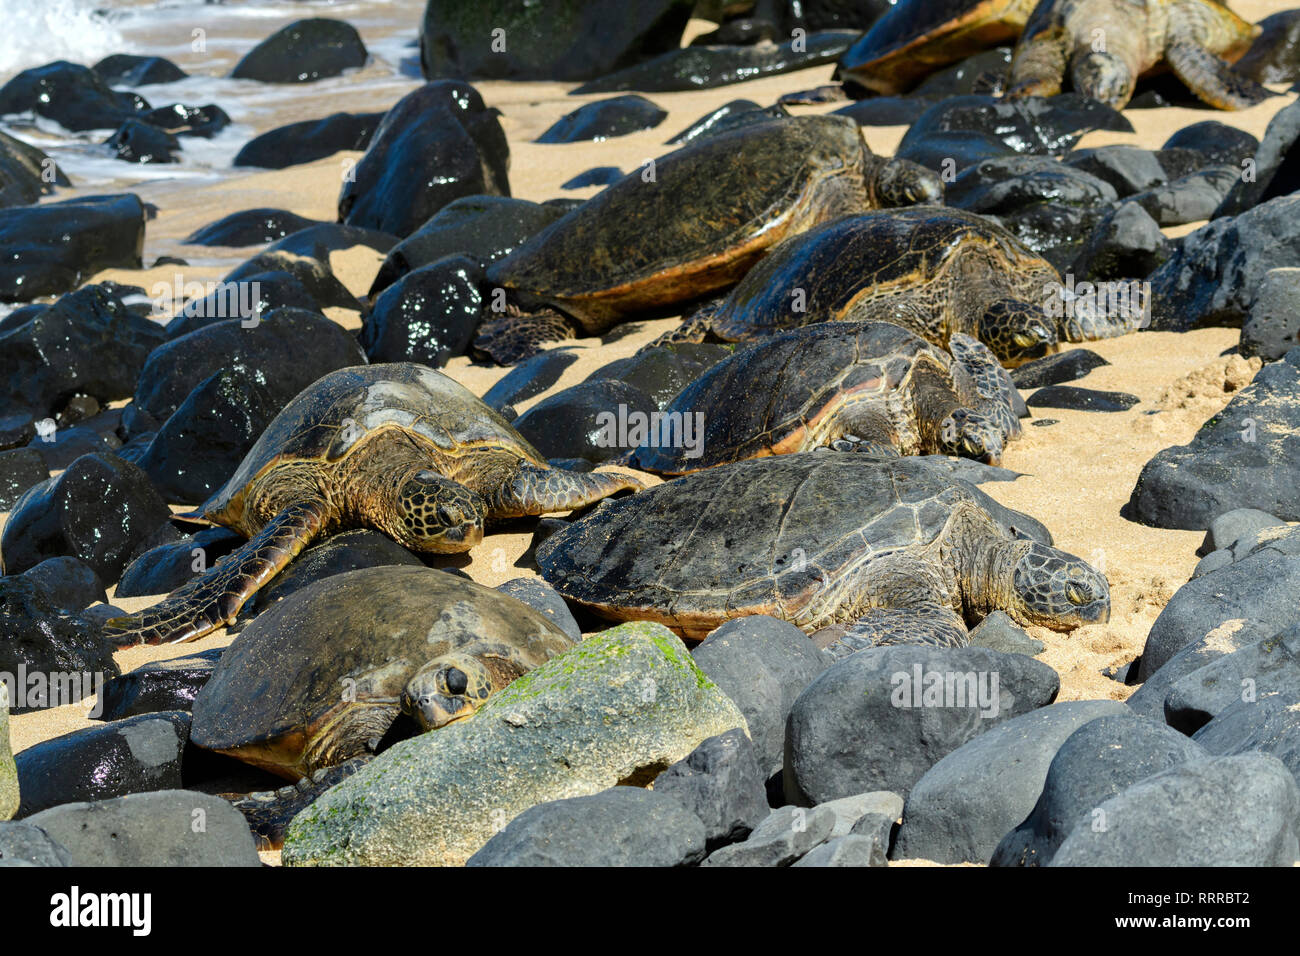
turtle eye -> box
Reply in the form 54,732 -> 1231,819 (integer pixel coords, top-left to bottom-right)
443,667 -> 469,696
1066,582 -> 1091,606
435,505 -> 453,526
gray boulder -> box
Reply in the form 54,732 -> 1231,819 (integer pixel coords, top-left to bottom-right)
0,821 -> 72,866
702,804 -> 836,867
652,729 -> 768,850
1242,268 -> 1300,361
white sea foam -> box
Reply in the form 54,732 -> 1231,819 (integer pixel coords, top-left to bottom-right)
0,0 -> 130,79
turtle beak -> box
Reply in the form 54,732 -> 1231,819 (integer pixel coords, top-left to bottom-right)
410,693 -> 476,731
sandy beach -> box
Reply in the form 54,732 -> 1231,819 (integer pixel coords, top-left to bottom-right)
0,0 -> 1295,868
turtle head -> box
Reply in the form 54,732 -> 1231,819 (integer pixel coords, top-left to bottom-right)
401,653 -> 495,730
977,299 -> 1057,368
386,469 -> 486,553
938,407 -> 1005,466
1004,541 -> 1110,630
871,157 -> 944,208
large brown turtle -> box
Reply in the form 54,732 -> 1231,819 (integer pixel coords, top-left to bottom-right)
104,364 -> 642,646
190,566 -> 575,847
838,0 -> 1040,95
537,454 -> 1110,652
477,114 -> 942,363
1007,0 -> 1270,109
622,322 -> 1021,474
661,207 -> 1143,367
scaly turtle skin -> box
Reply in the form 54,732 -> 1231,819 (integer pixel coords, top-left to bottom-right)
537,454 -> 1110,651
195,566 -> 574,847
477,115 -> 942,363
838,0 -> 1041,95
104,364 -> 642,645
623,322 -> 1021,474
1007,0 -> 1270,110
661,207 -> 1142,367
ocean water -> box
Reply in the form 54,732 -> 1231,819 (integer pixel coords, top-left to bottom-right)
0,0 -> 425,190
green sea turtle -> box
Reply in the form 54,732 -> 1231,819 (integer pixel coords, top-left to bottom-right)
622,322 -> 1021,474
661,207 -> 1142,367
190,565 -> 574,847
538,454 -> 1110,651
477,114 -> 942,363
103,364 -> 642,646
1007,0 -> 1270,109
838,0 -> 1040,95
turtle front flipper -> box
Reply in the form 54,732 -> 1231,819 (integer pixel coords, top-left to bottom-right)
473,305 -> 575,365
1006,30 -> 1067,100
867,157 -> 943,208
471,457 -> 644,519
812,605 -> 970,661
225,756 -> 371,851
948,333 -> 1022,442
1164,38 -> 1275,110
104,500 -> 330,646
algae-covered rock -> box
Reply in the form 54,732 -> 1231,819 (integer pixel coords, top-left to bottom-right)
283,621 -> 747,866
0,684 -> 16,820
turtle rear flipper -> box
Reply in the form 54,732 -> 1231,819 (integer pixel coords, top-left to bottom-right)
104,500 -> 329,646
473,458 -> 644,519
1165,38 -> 1275,110
474,306 -> 574,365
1006,30 -> 1067,100
813,605 -> 969,661
226,756 -> 371,851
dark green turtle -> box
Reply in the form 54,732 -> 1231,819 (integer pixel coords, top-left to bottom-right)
104,364 -> 642,646
1007,0 -> 1270,110
623,322 -> 1021,474
663,207 -> 1143,367
838,0 -> 1040,95
190,566 -> 575,847
477,114 -> 942,363
537,454 -> 1110,651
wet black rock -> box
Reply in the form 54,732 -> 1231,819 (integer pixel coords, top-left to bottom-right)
229,18 -> 368,83
136,363 -> 286,505
511,379 -> 657,463
1127,166 -> 1237,227
0,453 -> 171,583
561,166 -> 624,189
26,425 -> 116,471
1010,349 -> 1110,389
0,284 -> 163,439
0,571 -> 119,712
184,208 -> 324,247
910,47 -> 1014,98
0,130 -> 66,210
667,99 -> 761,144
421,0 -> 694,83
572,30 -> 856,94
586,342 -> 734,410
14,712 -> 190,817
359,255 -> 485,367
136,307 -> 365,423
93,54 -> 187,87
834,96 -> 935,127
266,223 -> 398,261
97,649 -> 222,723
233,111 -> 384,169
0,448 -> 47,511
785,646 -> 1059,804
0,61 -> 149,132
538,95 -> 667,143
369,196 -> 567,294
1149,196 -> 1300,331
991,714 -> 1208,866
104,119 -> 178,164
1071,201 -> 1171,281
1242,268 -> 1300,361
163,271 -> 321,339
140,103 -> 231,139
1128,350 -> 1300,529
340,81 -> 509,238
20,557 -> 106,613
0,193 -> 147,301
1027,385 -> 1139,413
480,350 -> 579,412
115,527 -> 244,600
947,154 -> 1118,215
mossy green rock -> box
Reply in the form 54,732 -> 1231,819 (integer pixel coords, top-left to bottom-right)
0,684 -> 17,820
282,622 -> 747,866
